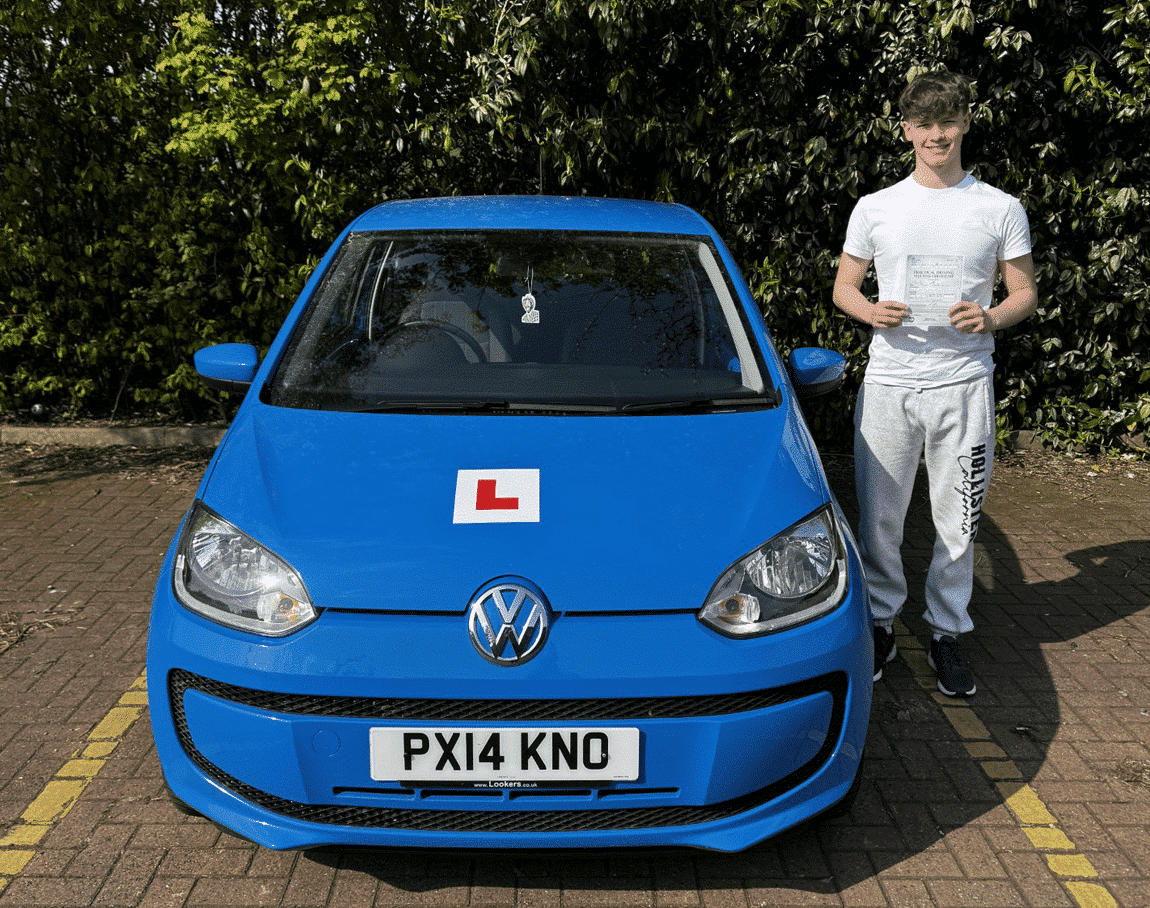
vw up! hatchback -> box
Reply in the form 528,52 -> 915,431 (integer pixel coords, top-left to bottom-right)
147,196 -> 872,852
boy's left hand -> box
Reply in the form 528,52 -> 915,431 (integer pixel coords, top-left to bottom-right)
949,301 -> 993,334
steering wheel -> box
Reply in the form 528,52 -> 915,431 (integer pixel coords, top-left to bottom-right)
387,320 -> 488,363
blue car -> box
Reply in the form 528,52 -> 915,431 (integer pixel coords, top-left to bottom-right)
147,196 -> 872,852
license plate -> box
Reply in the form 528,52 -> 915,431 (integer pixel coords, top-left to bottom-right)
370,726 -> 640,785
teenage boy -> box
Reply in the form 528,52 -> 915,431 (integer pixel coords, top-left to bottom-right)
832,70 -> 1037,697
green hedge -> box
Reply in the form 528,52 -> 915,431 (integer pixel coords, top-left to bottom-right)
2,0 -> 1147,451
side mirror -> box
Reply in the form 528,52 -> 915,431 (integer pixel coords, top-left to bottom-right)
194,343 -> 260,394
787,347 -> 846,399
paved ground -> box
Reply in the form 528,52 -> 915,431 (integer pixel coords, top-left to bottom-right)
0,441 -> 1147,908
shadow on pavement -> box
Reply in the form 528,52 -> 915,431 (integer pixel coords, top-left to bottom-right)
0,443 -> 215,487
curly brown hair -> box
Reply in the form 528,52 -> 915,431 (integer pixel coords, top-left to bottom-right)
899,71 -> 972,122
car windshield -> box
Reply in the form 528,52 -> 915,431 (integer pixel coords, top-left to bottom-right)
264,230 -> 774,413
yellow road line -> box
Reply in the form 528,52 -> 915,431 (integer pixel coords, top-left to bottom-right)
892,623 -> 1118,908
0,671 -> 148,893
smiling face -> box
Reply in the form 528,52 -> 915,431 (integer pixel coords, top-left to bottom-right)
902,110 -> 971,182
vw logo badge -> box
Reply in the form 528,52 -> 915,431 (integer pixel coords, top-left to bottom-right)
468,578 -> 551,666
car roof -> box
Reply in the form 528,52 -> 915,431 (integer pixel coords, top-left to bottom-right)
349,195 -> 716,236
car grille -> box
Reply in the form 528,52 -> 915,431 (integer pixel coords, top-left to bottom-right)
168,668 -> 847,834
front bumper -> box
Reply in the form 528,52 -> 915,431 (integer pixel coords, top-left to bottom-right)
147,549 -> 871,852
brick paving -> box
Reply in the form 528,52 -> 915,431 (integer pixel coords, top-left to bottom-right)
0,442 -> 1147,907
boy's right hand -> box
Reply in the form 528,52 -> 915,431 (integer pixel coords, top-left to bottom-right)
870,301 -> 909,329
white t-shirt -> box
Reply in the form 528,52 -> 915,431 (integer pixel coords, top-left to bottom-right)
842,174 -> 1032,388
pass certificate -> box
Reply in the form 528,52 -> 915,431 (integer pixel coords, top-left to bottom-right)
903,255 -> 964,328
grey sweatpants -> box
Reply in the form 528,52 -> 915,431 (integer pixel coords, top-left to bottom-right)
853,377 -> 994,638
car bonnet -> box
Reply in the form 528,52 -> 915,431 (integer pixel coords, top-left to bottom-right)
196,402 -> 829,616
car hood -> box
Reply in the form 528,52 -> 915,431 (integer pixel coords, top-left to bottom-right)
197,404 -> 829,615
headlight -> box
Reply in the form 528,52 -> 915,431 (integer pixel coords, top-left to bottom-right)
699,505 -> 848,637
173,503 -> 317,637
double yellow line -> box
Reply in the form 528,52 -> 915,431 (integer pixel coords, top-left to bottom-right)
0,671 -> 148,892
892,624 -> 1118,908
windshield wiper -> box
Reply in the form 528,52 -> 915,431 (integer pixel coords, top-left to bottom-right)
617,395 -> 774,414
353,399 -> 508,413
352,400 -> 619,414
350,395 -> 777,415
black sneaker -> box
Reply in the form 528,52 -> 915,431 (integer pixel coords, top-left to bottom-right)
873,625 -> 896,681
929,636 -> 976,697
